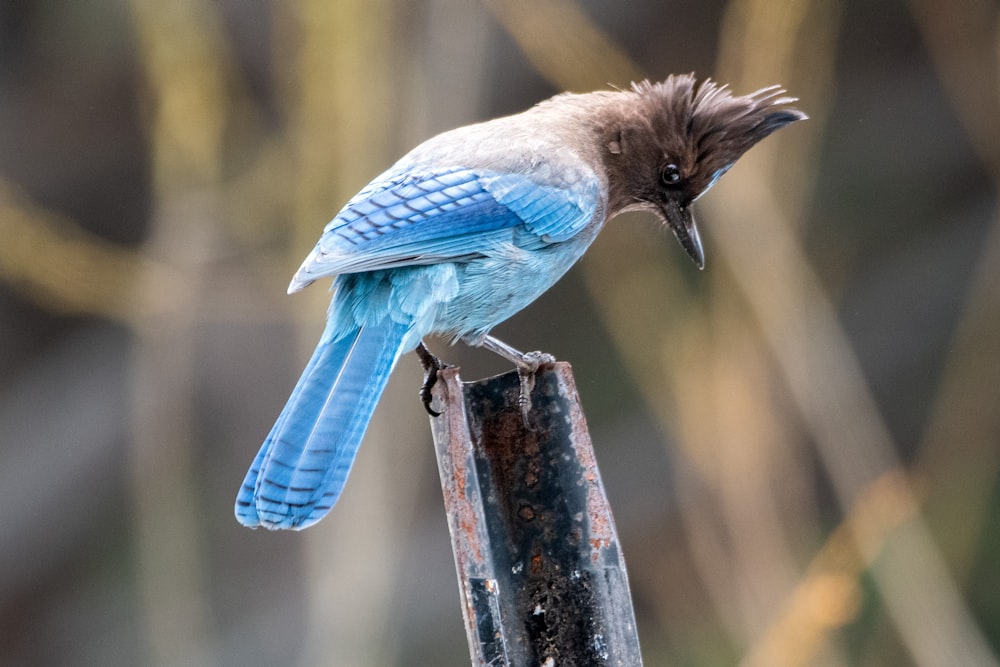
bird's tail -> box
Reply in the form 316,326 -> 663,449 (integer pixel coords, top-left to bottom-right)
235,319 -> 410,530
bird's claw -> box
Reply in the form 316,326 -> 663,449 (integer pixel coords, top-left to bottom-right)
512,351 -> 556,426
465,335 -> 555,426
516,350 -> 557,371
415,342 -> 451,417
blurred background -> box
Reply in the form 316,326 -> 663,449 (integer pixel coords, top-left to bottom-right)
1,0 -> 998,665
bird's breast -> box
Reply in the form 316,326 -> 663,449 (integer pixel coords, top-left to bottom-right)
434,227 -> 599,341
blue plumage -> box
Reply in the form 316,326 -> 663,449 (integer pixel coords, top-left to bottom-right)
236,317 -> 410,529
236,75 -> 805,529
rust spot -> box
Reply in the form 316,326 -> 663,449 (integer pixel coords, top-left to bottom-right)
518,504 -> 536,521
589,537 -> 612,557
531,553 -> 543,575
586,485 -> 614,563
552,366 -> 618,566
437,367 -> 485,565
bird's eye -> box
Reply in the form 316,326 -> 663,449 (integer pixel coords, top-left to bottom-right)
660,164 -> 682,187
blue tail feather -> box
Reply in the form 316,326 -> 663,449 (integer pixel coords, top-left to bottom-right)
235,319 -> 410,530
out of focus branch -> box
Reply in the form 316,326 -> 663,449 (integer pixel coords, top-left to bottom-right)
483,0 -> 643,91
741,471 -> 916,667
909,0 -> 1000,582
909,0 -> 1000,178
126,1 -> 236,665
0,180 -> 182,322
712,1 -> 998,665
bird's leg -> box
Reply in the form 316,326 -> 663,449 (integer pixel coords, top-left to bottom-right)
415,341 -> 452,417
473,335 -> 556,423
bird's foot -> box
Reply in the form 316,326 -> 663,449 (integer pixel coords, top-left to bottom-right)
512,350 -> 557,417
473,335 -> 555,425
415,342 -> 452,417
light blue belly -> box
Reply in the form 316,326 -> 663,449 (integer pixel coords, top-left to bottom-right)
435,231 -> 597,343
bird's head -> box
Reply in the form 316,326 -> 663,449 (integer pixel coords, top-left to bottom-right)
604,74 -> 806,268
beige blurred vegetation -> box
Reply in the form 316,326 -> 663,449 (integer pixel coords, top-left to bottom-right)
0,1 -> 998,666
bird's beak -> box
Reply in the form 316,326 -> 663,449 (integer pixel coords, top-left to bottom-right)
662,199 -> 705,270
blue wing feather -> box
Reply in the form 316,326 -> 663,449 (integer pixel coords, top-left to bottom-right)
478,168 -> 599,241
291,165 -> 600,286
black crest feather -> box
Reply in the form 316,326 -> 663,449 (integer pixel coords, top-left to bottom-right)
626,74 -> 806,196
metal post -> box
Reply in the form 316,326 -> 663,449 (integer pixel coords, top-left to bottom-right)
427,362 -> 643,667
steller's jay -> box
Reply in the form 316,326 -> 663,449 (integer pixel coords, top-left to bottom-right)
236,74 -> 806,530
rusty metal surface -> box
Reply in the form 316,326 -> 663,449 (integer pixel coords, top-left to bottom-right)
429,362 -> 643,667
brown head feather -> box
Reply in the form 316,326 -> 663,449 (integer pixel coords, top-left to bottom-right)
603,74 -> 806,215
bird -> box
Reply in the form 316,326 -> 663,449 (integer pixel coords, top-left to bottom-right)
236,74 -> 806,530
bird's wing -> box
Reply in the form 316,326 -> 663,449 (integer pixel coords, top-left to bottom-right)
289,164 -> 600,289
